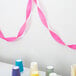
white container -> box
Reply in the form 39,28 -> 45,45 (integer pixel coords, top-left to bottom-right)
49,73 -> 62,76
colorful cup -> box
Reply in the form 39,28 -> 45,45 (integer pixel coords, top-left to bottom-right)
31,71 -> 39,76
12,66 -> 20,76
30,62 -> 38,71
46,66 -> 54,76
15,59 -> 24,72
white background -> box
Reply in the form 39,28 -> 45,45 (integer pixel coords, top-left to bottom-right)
0,0 -> 76,76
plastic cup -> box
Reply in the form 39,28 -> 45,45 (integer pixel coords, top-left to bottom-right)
46,66 -> 54,76
31,71 -> 39,76
15,59 -> 24,72
12,66 -> 20,76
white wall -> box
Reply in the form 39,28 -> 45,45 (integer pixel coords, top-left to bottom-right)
0,0 -> 76,76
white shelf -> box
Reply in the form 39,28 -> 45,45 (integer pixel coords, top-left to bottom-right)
0,62 -> 45,76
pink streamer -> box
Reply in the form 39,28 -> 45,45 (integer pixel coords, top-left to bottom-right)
37,7 -> 48,29
4,37 -> 17,42
49,30 -> 65,45
0,31 -> 4,38
0,0 -> 32,42
34,0 -> 76,49
17,22 -> 26,37
26,0 -> 32,20
68,45 -> 76,49
34,0 -> 37,4
0,0 -> 76,50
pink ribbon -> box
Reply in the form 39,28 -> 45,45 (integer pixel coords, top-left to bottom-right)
0,0 -> 76,50
34,0 -> 76,50
0,0 -> 32,42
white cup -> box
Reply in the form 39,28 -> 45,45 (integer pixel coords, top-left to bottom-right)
49,73 -> 62,76
49,73 -> 58,76
71,64 -> 76,76
30,62 -> 38,75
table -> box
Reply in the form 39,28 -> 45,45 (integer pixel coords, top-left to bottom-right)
0,62 -> 45,76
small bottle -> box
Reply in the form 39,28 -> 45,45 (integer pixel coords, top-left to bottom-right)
46,66 -> 54,76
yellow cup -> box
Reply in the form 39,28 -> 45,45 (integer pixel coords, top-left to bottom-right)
31,71 -> 39,76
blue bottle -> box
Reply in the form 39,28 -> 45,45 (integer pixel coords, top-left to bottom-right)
15,59 -> 24,72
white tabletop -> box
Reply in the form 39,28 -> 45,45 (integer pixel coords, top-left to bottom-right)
0,62 -> 45,76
